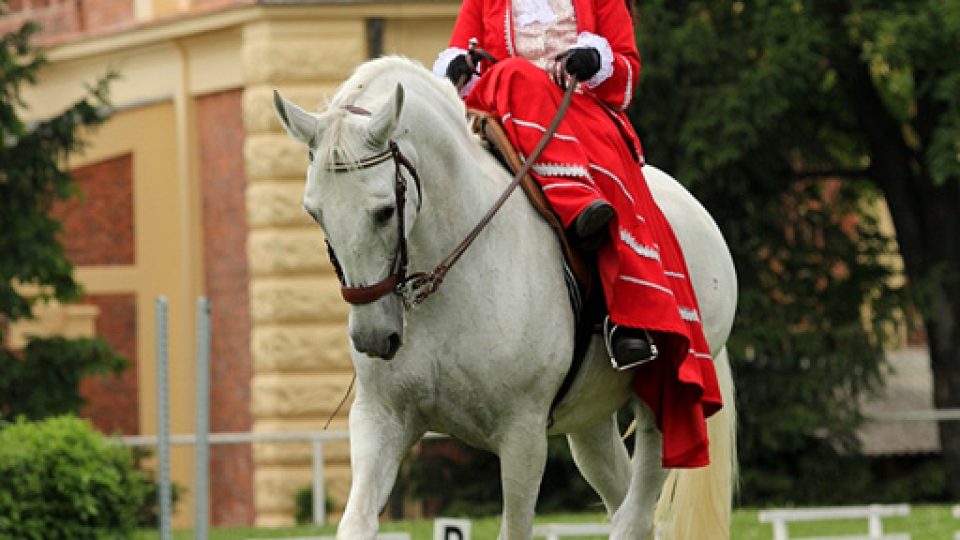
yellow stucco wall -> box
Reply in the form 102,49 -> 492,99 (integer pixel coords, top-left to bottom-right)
75,101 -> 203,527
19,2 -> 457,528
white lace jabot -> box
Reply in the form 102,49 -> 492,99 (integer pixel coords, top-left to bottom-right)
431,0 -> 614,93
512,0 -> 615,88
512,0 -> 577,70
513,0 -> 558,26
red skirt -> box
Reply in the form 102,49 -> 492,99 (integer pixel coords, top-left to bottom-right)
466,58 -> 723,468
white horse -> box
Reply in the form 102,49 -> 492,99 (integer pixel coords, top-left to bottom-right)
273,56 -> 737,540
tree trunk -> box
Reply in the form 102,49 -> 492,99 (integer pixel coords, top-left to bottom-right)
842,51 -> 960,496
930,276 -> 960,496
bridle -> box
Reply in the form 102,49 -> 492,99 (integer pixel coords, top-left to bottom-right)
324,61 -> 578,308
324,123 -> 423,305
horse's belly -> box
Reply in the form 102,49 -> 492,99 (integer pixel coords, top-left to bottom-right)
546,340 -> 633,435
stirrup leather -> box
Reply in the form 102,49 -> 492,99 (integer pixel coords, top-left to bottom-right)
603,316 -> 658,371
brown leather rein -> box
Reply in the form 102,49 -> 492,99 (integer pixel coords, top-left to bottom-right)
326,75 -> 578,307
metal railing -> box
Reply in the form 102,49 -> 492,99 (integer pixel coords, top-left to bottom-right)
119,429 -> 352,528
131,297 -> 448,539
117,428 -> 449,532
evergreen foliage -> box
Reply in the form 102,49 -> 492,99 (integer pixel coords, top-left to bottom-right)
0,336 -> 126,420
630,0 -> 958,502
0,4 -> 126,420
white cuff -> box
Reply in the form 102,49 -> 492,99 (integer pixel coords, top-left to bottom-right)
575,32 -> 614,89
432,47 -> 478,97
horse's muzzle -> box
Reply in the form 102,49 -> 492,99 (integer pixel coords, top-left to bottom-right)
352,331 -> 402,360
349,295 -> 404,360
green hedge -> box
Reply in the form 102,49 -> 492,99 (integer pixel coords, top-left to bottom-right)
0,415 -> 150,539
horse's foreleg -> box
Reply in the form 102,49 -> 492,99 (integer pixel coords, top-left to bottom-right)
497,420 -> 549,540
566,414 -> 631,515
611,400 -> 668,540
337,400 -> 422,540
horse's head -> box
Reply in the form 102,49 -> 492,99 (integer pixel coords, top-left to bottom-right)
273,82 -> 416,361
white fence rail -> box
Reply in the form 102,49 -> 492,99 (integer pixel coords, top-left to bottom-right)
116,430 -> 448,529
532,523 -> 612,539
758,504 -> 911,540
119,430 -> 349,528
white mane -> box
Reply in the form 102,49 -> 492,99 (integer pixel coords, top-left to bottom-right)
315,56 -> 469,171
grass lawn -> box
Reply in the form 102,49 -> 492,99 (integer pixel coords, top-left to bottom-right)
136,504 -> 958,539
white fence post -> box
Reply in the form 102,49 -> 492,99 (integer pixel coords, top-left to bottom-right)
867,504 -> 883,538
313,439 -> 326,526
194,298 -> 211,540
772,520 -> 788,540
155,297 -> 172,540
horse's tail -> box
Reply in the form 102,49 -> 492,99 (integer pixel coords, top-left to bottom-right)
654,345 -> 737,540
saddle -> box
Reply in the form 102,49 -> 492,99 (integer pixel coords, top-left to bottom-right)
467,110 -> 603,423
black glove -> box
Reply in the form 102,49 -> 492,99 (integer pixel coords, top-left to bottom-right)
445,54 -> 474,87
562,47 -> 601,81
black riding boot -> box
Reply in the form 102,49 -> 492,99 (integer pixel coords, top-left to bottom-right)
604,317 -> 658,371
570,200 -> 614,251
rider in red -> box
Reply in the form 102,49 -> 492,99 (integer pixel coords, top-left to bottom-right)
433,0 -> 722,468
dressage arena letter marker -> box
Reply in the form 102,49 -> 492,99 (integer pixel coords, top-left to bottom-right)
433,518 -> 471,540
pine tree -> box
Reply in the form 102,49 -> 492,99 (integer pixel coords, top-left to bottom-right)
0,8 -> 126,420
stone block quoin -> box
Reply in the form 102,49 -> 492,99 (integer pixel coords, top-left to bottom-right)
241,18 -> 368,526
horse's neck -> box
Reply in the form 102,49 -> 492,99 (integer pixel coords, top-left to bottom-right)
408,114 -> 522,268
398,82 -> 566,326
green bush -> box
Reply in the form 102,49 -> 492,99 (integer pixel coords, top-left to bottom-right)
130,447 -> 185,528
293,485 -> 335,525
0,415 -> 151,539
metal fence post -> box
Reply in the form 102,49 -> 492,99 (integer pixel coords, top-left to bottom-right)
194,297 -> 211,540
312,439 -> 326,526
156,297 -> 172,540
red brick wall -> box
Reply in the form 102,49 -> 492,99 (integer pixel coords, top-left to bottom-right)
197,88 -> 254,526
78,0 -> 136,34
51,154 -> 139,434
189,0 -> 248,9
0,0 -> 135,44
79,293 -> 139,435
56,153 -> 135,266
0,0 -> 82,38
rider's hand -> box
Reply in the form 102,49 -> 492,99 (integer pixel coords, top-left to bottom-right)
445,54 -> 474,88
560,47 -> 601,81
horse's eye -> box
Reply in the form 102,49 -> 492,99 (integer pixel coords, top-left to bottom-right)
373,205 -> 395,225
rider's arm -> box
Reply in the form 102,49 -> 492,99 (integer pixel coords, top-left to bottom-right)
580,0 -> 641,111
448,0 -> 484,50
432,0 -> 484,94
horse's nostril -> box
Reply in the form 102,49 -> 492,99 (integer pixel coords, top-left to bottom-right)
384,333 -> 402,360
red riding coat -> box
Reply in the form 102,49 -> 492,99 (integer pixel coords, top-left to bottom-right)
449,0 -> 640,112
440,0 -> 723,468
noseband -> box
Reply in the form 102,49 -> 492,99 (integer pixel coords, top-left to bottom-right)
324,111 -> 423,305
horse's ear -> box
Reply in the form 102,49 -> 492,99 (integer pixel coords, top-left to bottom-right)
273,90 -> 319,146
367,83 -> 405,148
